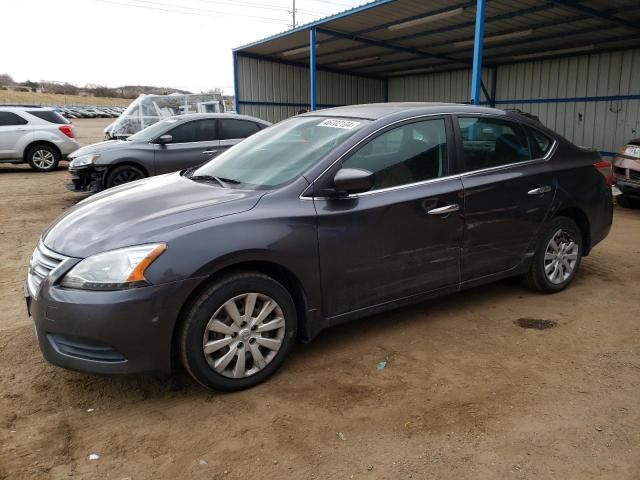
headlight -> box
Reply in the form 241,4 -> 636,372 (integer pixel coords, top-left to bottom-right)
60,244 -> 166,290
70,153 -> 100,168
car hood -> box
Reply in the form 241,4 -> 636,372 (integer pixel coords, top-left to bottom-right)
43,172 -> 264,258
69,140 -> 144,158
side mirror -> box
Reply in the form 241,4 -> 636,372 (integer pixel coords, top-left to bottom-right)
156,134 -> 173,145
333,168 -> 374,195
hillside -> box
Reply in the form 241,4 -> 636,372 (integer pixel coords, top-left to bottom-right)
0,90 -> 131,106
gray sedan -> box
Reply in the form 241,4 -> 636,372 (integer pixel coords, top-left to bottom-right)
67,113 -> 271,192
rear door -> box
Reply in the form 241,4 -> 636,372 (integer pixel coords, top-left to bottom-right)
0,111 -> 30,159
217,118 -> 262,153
154,119 -> 220,174
314,116 -> 463,317
456,115 -> 556,282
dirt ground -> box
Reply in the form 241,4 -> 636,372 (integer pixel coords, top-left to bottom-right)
1,118 -> 639,480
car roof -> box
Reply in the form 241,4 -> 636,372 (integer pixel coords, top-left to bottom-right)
299,102 -> 506,120
166,112 -> 271,125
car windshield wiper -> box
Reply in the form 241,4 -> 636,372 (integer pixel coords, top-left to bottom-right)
189,175 -> 228,188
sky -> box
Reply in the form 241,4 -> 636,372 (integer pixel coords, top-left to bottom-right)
1,0 -> 366,94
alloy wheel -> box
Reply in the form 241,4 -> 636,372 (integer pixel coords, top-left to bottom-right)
111,169 -> 142,185
544,229 -> 579,284
32,150 -> 55,169
202,293 -> 286,379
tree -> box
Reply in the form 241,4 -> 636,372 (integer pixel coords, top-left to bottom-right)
0,73 -> 14,86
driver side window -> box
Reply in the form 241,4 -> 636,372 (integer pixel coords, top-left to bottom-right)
343,119 -> 448,190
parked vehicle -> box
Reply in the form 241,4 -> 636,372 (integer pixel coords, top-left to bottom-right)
613,138 -> 640,208
26,103 -> 613,391
0,106 -> 80,171
67,113 -> 271,192
104,93 -> 226,140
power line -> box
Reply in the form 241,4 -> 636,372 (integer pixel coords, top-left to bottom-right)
92,0 -> 291,25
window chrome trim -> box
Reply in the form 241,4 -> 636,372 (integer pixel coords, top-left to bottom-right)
299,112 -> 558,200
300,112 -> 447,200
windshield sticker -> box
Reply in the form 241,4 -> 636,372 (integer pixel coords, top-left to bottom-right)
317,119 -> 360,129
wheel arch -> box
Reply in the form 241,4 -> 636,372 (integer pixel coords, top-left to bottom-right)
23,140 -> 61,162
103,160 -> 150,184
170,260 -> 311,370
555,206 -> 591,256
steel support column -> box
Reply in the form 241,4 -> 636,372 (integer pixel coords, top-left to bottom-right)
233,51 -> 240,113
470,0 -> 486,105
310,27 -> 317,111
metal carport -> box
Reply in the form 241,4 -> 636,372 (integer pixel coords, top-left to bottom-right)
232,0 -> 640,157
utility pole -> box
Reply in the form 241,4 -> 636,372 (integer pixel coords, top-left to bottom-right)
292,0 -> 296,28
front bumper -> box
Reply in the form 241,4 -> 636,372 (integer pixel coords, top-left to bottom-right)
26,275 -> 204,375
66,165 -> 105,193
615,178 -> 640,200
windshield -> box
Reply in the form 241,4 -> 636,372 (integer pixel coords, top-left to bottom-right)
190,116 -> 369,189
127,118 -> 179,142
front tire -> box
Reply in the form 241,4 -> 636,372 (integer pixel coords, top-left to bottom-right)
26,144 -> 60,172
105,164 -> 145,189
522,216 -> 583,293
179,271 -> 297,391
616,194 -> 636,209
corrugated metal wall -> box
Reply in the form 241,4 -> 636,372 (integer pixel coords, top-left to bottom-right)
388,48 -> 640,156
388,68 -> 491,104
495,49 -> 640,155
236,55 -> 385,123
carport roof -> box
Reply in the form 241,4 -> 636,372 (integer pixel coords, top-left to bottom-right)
234,0 -> 640,78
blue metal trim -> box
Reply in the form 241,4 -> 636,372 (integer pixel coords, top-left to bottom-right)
232,52 -> 240,113
235,51 -> 384,81
232,0 -> 394,52
599,151 -> 617,158
310,27 -> 317,111
494,94 -> 640,105
316,27 -> 467,65
546,1 -> 640,32
470,0 -> 486,105
238,100 -> 341,108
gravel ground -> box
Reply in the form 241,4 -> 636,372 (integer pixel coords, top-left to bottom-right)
1,119 -> 639,479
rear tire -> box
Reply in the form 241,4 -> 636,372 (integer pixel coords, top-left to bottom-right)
105,164 -> 145,189
26,144 -> 60,172
522,216 -> 583,293
179,271 -> 297,391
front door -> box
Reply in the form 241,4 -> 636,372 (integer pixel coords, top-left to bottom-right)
456,115 -> 556,281
314,117 -> 463,317
154,119 -> 220,174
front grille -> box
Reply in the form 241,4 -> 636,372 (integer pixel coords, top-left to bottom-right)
629,169 -> 640,183
48,334 -> 126,362
27,241 -> 67,296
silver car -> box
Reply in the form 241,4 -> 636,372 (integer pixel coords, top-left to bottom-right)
68,113 -> 271,192
0,106 -> 80,171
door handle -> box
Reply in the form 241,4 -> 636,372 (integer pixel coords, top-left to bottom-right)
427,204 -> 460,215
528,185 -> 551,195
202,150 -> 218,154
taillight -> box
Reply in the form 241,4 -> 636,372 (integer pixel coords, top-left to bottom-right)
594,160 -> 614,186
58,124 -> 74,138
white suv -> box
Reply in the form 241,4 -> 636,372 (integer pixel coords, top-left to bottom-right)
0,106 -> 81,171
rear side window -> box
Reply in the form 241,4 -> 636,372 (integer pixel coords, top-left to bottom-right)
457,117 -> 531,172
0,111 -> 28,126
524,126 -> 553,158
219,119 -> 260,140
27,110 -> 69,124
